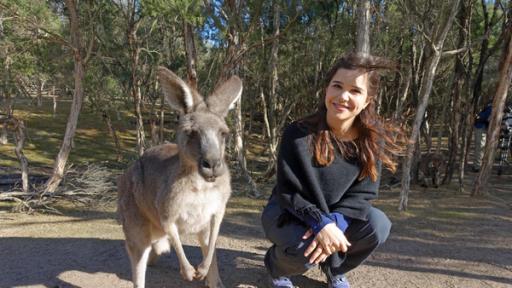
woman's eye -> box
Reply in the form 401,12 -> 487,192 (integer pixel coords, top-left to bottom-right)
333,84 -> 342,89
351,89 -> 361,94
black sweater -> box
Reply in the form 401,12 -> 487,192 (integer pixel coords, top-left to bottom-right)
274,121 -> 381,225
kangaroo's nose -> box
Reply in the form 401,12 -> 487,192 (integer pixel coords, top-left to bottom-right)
201,158 -> 221,170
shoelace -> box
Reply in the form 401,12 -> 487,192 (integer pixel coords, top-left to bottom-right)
272,276 -> 293,287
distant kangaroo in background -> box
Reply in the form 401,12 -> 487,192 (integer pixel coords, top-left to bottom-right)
117,67 -> 242,288
418,152 -> 446,188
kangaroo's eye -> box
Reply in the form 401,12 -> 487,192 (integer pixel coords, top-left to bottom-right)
187,130 -> 199,138
220,131 -> 229,139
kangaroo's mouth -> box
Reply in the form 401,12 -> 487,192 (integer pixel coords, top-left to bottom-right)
204,176 -> 216,182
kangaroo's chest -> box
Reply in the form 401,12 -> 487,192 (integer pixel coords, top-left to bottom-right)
169,183 -> 227,234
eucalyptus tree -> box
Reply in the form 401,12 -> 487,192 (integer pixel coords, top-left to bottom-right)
112,0 -> 149,156
444,0 -> 473,191
473,3 -> 512,196
399,0 -> 460,211
45,0 -> 98,194
356,0 -> 371,54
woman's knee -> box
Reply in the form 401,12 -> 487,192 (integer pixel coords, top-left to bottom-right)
367,207 -> 392,245
265,239 -> 316,276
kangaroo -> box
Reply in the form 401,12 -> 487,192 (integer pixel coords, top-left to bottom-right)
418,152 -> 446,188
117,67 -> 242,288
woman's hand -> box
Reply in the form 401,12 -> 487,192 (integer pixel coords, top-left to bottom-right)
303,223 -> 351,264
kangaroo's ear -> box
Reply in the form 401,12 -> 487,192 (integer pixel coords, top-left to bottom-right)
206,76 -> 243,117
158,66 -> 202,114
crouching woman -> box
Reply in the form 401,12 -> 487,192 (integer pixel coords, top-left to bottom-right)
261,52 -> 405,288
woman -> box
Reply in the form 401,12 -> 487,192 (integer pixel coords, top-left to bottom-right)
261,52 -> 404,288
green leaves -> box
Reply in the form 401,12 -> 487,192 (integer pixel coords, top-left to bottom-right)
141,0 -> 204,24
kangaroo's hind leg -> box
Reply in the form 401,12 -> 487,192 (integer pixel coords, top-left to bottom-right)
123,220 -> 152,288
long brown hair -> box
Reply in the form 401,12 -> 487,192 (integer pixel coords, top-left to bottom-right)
301,52 -> 405,181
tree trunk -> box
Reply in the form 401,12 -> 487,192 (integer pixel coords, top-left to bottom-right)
220,0 -> 260,197
150,111 -> 159,146
472,21 -> 512,196
159,91 -> 165,143
436,100 -> 448,153
421,117 -> 433,152
2,55 -> 12,145
0,122 -> 7,145
53,96 -> 57,117
264,0 -> 280,175
13,119 -> 29,192
44,0 -> 86,194
471,0 -> 500,110
399,0 -> 460,211
102,111 -> 123,162
394,67 -> 412,121
128,18 -> 145,156
37,78 -> 45,107
183,20 -> 198,89
444,0 -> 471,184
356,0 -> 371,54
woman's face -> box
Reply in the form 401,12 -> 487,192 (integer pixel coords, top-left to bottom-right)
325,68 -> 370,132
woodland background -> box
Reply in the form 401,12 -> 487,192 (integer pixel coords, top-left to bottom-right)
0,0 -> 511,210
1,1 -> 512,288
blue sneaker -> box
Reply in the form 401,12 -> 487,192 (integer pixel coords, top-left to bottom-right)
327,274 -> 350,288
267,276 -> 294,288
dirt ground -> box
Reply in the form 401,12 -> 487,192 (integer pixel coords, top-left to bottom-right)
1,171 -> 511,288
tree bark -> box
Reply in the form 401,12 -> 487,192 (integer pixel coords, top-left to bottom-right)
0,122 -> 7,145
44,0 -> 86,194
264,0 -> 280,175
102,111 -> 123,162
1,54 -> 13,145
445,0 -> 471,184
356,0 -> 371,54
219,0 -> 260,197
183,20 -> 198,89
471,0 -> 500,110
52,85 -> 57,117
436,98 -> 448,153
37,78 -> 45,107
13,119 -> 29,192
159,90 -> 165,143
393,67 -> 411,121
472,20 -> 512,196
128,19 -> 146,157
399,0 -> 460,211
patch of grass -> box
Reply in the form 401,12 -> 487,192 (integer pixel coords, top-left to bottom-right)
228,196 -> 267,211
433,210 -> 477,220
0,99 -> 174,170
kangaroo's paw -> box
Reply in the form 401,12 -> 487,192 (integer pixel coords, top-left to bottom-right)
194,262 -> 210,280
180,263 -> 196,281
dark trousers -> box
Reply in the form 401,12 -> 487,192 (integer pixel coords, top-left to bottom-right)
261,196 -> 391,278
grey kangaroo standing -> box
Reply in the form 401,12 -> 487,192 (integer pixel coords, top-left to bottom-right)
117,67 -> 242,288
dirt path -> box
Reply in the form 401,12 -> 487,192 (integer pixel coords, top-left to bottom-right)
1,173 -> 511,288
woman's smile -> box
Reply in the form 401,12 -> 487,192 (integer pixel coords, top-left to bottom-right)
331,101 -> 351,112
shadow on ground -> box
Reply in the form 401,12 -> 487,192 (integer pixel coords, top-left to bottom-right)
0,236 -> 266,288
